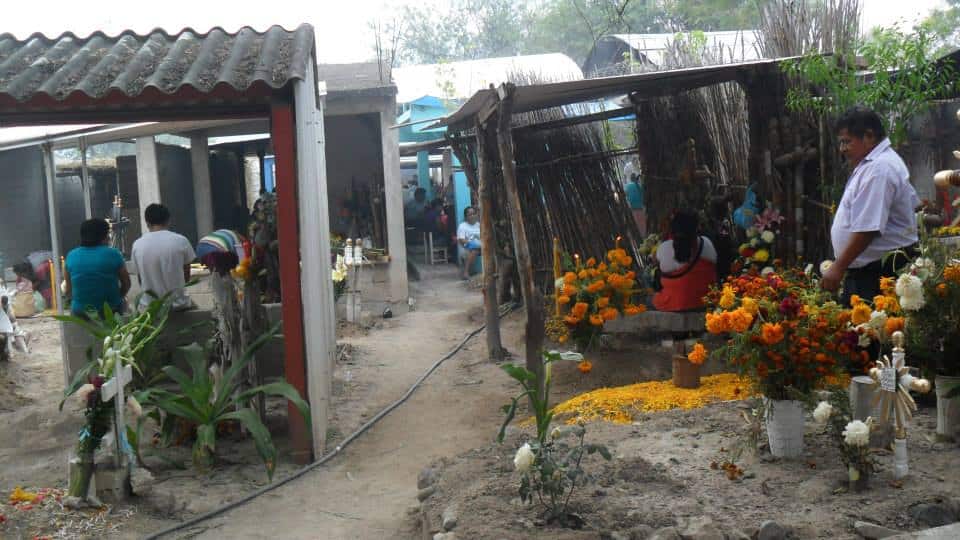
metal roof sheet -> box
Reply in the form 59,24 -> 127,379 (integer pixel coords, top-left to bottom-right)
0,24 -> 315,118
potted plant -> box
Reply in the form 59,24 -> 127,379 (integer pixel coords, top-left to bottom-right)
704,268 -> 848,457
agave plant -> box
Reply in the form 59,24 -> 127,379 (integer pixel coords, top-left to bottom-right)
142,322 -> 310,479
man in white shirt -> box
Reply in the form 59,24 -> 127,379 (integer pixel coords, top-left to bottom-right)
821,107 -> 920,306
132,204 -> 197,311
457,206 -> 481,280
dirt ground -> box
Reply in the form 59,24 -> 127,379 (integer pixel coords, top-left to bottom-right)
3,268 -> 959,539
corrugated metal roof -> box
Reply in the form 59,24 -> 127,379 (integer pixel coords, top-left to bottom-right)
0,24 -> 315,116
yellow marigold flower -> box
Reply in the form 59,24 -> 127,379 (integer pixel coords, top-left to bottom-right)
741,297 -> 759,316
761,322 -> 784,345
597,297 -> 610,308
589,314 -> 605,326
558,295 -> 571,305
705,312 -> 728,334
601,307 -> 619,321
563,272 -> 577,284
587,280 -> 606,294
945,265 -> 960,284
873,295 -> 888,312
586,257 -> 597,268
880,276 -> 896,295
624,304 -> 646,316
572,302 -> 589,318
563,284 -> 578,297
851,303 -> 872,326
850,294 -> 862,306
730,309 -> 754,333
578,270 -> 589,280
718,290 -> 736,310
687,343 -> 708,365
753,249 -> 770,263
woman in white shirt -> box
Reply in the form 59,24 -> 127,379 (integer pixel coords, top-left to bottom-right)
653,210 -> 718,312
457,207 -> 481,280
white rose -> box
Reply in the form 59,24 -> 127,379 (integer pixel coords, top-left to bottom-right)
813,401 -> 833,423
76,383 -> 96,403
126,396 -> 143,419
746,227 -> 758,238
761,267 -> 775,277
514,443 -> 535,473
896,274 -> 926,311
843,420 -> 870,447
820,260 -> 833,274
761,230 -> 775,243
900,293 -> 926,311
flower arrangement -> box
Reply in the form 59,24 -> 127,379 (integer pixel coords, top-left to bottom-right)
932,225 -> 960,238
735,207 -> 783,272
703,268 -> 850,400
812,390 -> 876,491
552,239 -> 645,352
332,254 -> 348,302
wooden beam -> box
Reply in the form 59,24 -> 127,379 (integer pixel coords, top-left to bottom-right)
459,123 -> 505,362
494,84 -> 545,394
269,101 -> 312,464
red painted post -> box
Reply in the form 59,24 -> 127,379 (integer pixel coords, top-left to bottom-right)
270,101 -> 312,463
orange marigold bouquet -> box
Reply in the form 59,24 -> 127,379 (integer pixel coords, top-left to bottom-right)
703,268 -> 850,400
553,241 -> 645,352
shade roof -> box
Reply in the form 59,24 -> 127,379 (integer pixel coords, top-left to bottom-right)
0,24 -> 316,124
432,56 -> 794,131
316,61 -> 395,97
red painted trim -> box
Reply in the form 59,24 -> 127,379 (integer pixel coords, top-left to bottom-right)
270,101 -> 312,463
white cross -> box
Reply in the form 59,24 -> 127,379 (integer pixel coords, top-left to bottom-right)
100,363 -> 133,469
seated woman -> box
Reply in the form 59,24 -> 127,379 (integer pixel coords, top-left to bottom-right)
653,210 -> 718,312
64,219 -> 131,317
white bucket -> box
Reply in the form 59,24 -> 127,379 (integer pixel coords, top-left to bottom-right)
765,399 -> 805,458
935,375 -> 960,440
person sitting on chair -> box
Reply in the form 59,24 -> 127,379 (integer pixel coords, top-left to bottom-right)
457,206 -> 481,280
653,209 -> 717,312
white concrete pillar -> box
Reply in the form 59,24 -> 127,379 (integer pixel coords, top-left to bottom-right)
135,137 -> 161,234
190,133 -> 214,237
381,96 -> 409,303
244,146 -> 262,211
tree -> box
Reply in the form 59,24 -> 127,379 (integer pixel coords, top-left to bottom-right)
920,0 -> 960,55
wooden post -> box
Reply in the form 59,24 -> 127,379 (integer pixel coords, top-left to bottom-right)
464,125 -> 505,362
270,101 -> 312,463
494,84 -> 545,391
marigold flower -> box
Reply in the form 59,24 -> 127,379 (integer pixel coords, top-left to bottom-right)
687,343 -> 708,365
563,284 -> 577,297
740,297 -> 759,316
753,249 -> 770,263
851,303 -> 872,326
558,295 -> 571,305
597,297 -> 610,309
624,304 -> 646,316
730,309 -> 754,333
706,312 -> 728,334
850,294 -> 862,306
578,270 -> 589,280
572,302 -> 589,318
761,322 -> 785,345
601,307 -> 619,321
880,276 -> 896,295
937,283 -> 949,297
718,287 -> 736,309
563,272 -> 577,284
587,280 -> 606,294
589,314 -> 605,326
586,257 -> 597,268
885,317 -> 905,336
558,335 -> 568,343
577,360 -> 593,373
945,265 -> 960,284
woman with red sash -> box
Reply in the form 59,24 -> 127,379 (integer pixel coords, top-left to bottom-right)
653,210 -> 717,312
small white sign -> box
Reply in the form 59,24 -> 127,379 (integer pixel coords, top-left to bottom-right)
880,367 -> 897,393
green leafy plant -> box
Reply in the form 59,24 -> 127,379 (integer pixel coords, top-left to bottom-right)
143,322 -> 311,479
784,25 -> 956,147
498,350 -> 611,524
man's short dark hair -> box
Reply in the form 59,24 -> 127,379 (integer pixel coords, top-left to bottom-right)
836,106 -> 887,140
464,206 -> 476,219
144,203 -> 171,226
80,218 -> 110,247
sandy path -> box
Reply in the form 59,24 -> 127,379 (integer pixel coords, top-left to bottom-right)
189,270 -> 521,540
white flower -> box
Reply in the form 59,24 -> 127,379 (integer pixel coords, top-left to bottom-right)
746,227 -> 758,238
869,310 -> 888,334
804,263 -> 814,276
896,274 -> 926,311
555,277 -> 565,290
910,258 -> 934,281
76,383 -> 96,403
843,420 -> 870,447
856,324 -> 875,348
550,427 -> 562,439
820,260 -> 833,274
813,401 -> 833,423
557,351 -> 584,362
761,230 -> 775,243
103,336 -> 112,350
761,267 -> 775,277
126,396 -> 143,419
750,238 -> 759,247
514,443 -> 535,473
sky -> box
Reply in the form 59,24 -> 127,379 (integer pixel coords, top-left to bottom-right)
1,0 -> 950,65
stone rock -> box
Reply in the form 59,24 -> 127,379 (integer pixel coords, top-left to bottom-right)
909,503 -> 957,528
677,516 -> 724,540
417,485 -> 436,502
418,466 -> 440,490
130,467 -> 155,496
442,506 -> 458,531
433,533 -> 457,540
726,529 -> 751,540
629,525 -> 655,540
650,526 -> 682,540
854,520 -> 902,539
757,520 -> 788,540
